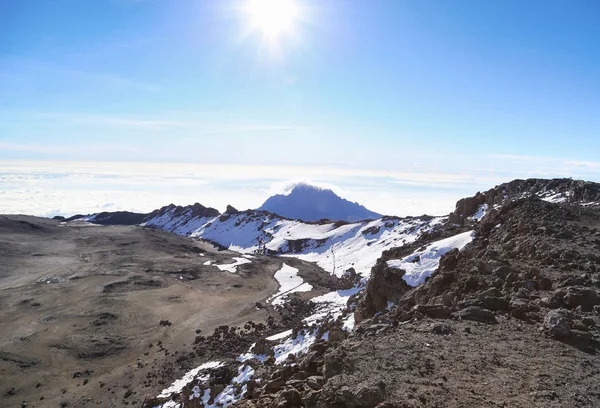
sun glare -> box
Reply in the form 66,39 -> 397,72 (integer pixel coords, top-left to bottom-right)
245,0 -> 300,41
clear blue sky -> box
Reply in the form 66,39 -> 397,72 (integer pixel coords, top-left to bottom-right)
1,0 -> 600,216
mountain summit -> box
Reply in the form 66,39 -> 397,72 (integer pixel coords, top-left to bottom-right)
257,183 -> 382,222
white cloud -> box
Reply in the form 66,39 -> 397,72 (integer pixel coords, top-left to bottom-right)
2,157 -> 599,219
267,179 -> 343,195
0,161 -> 475,217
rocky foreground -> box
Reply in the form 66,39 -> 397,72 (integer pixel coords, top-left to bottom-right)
149,179 -> 600,408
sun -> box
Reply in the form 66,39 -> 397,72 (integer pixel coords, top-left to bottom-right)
244,0 -> 301,41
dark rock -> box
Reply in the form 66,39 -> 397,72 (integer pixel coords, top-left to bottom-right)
492,266 -> 516,280
355,259 -> 412,322
252,338 -> 273,356
299,351 -> 322,375
275,387 -> 302,406
558,275 -> 587,287
539,277 -> 553,290
302,390 -> 321,407
582,317 -> 596,328
431,323 -> 453,335
458,296 -> 509,312
450,192 -> 486,223
455,306 -> 498,324
563,287 -> 600,311
543,309 -> 572,338
306,376 -> 325,390
328,327 -> 347,345
411,304 -> 452,318
225,205 -> 240,215
265,377 -> 286,393
509,298 -> 532,319
323,349 -> 348,379
322,375 -> 385,408
539,291 -> 565,309
438,249 -> 459,272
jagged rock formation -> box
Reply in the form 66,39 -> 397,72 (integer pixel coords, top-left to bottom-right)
147,202 -> 220,221
225,205 -> 240,215
449,178 -> 600,224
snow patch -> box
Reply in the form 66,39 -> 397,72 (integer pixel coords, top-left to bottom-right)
209,365 -> 255,406
303,285 -> 362,325
539,190 -> 569,203
468,203 -> 488,222
387,230 -> 475,286
266,329 -> 293,341
273,329 -> 318,364
267,263 -> 313,306
215,257 -> 252,273
157,361 -> 223,398
342,314 -> 355,332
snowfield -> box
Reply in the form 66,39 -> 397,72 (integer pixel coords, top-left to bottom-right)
143,208 -> 447,278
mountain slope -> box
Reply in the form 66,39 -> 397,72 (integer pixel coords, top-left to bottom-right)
143,178 -> 600,408
258,183 -> 382,222
143,206 -> 447,278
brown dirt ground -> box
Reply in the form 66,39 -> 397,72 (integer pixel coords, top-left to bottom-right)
0,215 -> 331,408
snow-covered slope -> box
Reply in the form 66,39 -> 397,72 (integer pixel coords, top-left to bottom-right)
143,206 -> 446,277
258,183 -> 381,222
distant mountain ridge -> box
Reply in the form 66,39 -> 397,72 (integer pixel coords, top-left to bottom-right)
63,178 -> 600,278
258,183 -> 382,222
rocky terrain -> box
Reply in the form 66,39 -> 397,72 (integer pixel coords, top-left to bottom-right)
143,178 -> 600,408
2,178 -> 600,408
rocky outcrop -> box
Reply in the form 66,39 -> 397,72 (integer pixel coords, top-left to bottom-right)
354,258 -> 411,323
147,202 -> 220,221
449,178 -> 600,224
225,205 -> 240,215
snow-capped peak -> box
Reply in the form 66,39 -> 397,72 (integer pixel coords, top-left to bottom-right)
258,182 -> 381,222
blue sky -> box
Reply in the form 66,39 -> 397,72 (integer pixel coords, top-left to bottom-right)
1,0 -> 599,216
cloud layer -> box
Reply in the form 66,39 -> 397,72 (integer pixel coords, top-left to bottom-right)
2,157 -> 599,219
